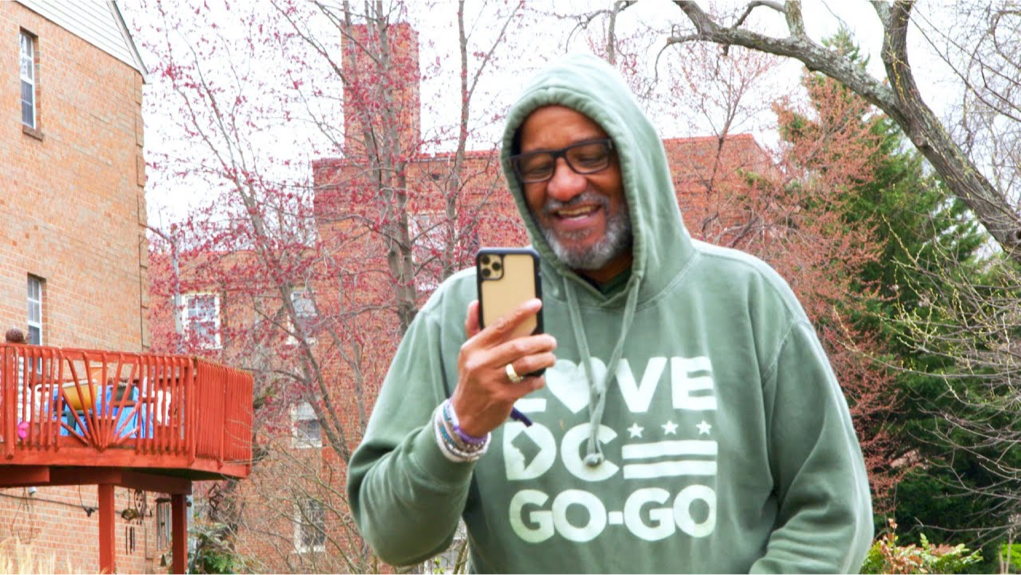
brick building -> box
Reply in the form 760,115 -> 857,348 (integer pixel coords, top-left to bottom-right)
0,1 -> 164,571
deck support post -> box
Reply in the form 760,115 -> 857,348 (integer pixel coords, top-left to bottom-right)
98,483 -> 116,574
172,492 -> 188,574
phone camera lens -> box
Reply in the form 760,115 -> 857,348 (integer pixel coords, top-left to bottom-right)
492,261 -> 502,272
482,268 -> 491,278
481,255 -> 490,265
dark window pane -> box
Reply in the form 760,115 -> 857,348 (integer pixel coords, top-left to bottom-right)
297,419 -> 322,445
300,499 -> 326,548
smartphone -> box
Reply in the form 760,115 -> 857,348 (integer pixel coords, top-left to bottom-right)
476,247 -> 544,341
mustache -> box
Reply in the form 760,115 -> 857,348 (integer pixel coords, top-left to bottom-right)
543,192 -> 610,216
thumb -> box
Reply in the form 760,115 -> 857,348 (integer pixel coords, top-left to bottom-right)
464,300 -> 481,338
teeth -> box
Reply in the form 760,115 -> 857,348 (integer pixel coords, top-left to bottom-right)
557,206 -> 596,218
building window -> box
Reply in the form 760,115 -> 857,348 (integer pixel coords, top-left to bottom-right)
27,275 -> 43,345
156,500 -> 172,550
289,288 -> 316,342
20,31 -> 36,129
181,293 -> 220,349
291,402 -> 322,449
294,497 -> 326,553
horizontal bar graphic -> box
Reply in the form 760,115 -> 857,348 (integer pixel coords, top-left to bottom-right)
623,460 -> 717,479
622,440 -> 718,459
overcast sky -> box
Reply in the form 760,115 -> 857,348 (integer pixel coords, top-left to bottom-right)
121,0 -> 957,226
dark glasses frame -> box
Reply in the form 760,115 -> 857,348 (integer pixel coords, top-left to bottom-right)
510,138 -> 615,183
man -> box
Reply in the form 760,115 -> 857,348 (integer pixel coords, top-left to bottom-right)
348,54 -> 873,573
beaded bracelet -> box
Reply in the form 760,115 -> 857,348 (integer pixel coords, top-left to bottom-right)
433,405 -> 489,462
443,399 -> 488,446
439,404 -> 489,455
432,404 -> 488,463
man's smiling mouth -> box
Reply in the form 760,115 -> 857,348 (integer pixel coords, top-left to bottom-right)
556,205 -> 599,219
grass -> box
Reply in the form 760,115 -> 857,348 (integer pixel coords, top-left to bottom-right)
0,538 -> 79,574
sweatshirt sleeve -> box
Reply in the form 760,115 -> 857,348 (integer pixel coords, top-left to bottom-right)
750,321 -> 874,574
345,309 -> 476,567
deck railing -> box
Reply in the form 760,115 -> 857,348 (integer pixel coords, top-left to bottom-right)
0,344 -> 252,477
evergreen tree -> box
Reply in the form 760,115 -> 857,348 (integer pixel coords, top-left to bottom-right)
804,31 -> 1003,562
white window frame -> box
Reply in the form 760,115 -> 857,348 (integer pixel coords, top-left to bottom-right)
293,497 -> 326,554
20,31 -> 36,129
291,402 -> 322,449
27,275 -> 43,345
181,292 -> 221,349
18,276 -> 44,421
288,287 -> 317,345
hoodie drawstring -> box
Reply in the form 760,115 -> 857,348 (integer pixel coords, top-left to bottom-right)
563,275 -> 642,467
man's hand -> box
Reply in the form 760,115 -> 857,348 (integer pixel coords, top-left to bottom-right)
452,298 -> 557,437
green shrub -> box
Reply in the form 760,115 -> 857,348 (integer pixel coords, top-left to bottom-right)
860,519 -> 982,574
1000,543 -> 1021,573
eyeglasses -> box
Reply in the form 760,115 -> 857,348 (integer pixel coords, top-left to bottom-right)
510,139 -> 615,183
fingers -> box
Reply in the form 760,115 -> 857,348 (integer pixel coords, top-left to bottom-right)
475,298 -> 543,346
461,297 -> 555,382
455,298 -> 554,437
492,337 -> 557,373
505,352 -> 556,384
465,300 -> 481,338
527,375 -> 546,392
463,297 -> 546,352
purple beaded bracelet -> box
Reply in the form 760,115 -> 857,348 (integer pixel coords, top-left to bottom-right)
443,399 -> 488,446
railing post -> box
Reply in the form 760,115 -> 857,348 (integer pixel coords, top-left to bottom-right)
187,358 -> 197,464
218,365 -> 227,466
2,347 -> 11,459
98,483 -> 116,574
171,492 -> 188,574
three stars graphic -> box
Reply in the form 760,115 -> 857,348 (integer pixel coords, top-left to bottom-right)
626,420 -> 711,438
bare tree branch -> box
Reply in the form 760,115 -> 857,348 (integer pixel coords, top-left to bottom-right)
670,0 -> 1021,260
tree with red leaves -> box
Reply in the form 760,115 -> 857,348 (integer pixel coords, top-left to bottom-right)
139,0 -> 526,571
761,73 -> 902,510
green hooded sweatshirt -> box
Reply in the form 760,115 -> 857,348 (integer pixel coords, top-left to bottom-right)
347,54 -> 873,573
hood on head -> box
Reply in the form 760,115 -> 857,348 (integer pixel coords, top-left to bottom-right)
499,53 -> 694,305
498,54 -> 699,467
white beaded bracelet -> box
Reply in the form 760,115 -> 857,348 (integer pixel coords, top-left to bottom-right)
433,402 -> 490,462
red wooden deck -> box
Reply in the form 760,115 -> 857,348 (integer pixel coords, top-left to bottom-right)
1,343 -> 254,573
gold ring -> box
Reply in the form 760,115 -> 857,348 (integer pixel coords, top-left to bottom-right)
505,363 -> 524,383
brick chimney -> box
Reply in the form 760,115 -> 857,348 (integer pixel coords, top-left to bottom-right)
342,22 -> 420,157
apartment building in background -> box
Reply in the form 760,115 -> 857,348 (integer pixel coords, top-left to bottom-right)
0,1 -> 165,571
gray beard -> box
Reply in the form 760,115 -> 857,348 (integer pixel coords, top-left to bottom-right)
538,192 -> 632,271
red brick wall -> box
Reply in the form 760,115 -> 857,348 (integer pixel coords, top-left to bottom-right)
0,1 -> 149,353
342,22 -> 420,158
1,487 -> 169,573
0,2 -> 156,572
